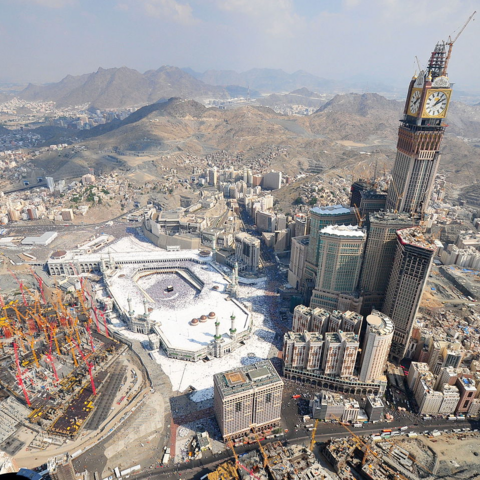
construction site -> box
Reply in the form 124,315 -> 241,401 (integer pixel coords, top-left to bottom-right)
0,273 -> 133,455
207,440 -> 334,480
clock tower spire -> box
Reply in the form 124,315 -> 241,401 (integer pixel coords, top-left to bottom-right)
385,42 -> 453,216
386,14 -> 475,216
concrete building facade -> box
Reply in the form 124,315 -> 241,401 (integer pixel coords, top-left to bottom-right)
213,360 -> 283,441
382,228 -> 435,362
359,311 -> 394,383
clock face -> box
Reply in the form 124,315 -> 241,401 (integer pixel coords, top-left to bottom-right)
409,90 -> 422,115
425,91 -> 448,116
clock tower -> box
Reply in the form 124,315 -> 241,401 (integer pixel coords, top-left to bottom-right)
385,41 -> 453,215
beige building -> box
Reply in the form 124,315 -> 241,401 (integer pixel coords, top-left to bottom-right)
213,360 -> 283,441
283,331 -> 324,371
235,232 -> 260,272
291,305 -> 329,334
438,384 -> 460,415
322,331 -> 359,378
382,228 -> 435,362
359,311 -> 394,383
416,379 -> 443,415
407,362 -> 430,392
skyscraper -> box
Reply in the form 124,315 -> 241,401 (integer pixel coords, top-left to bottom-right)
382,227 -> 435,362
359,212 -> 415,314
386,42 -> 453,214
310,225 -> 365,312
359,311 -> 394,383
304,206 -> 356,282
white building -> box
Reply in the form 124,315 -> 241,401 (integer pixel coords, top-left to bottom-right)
359,311 -> 394,383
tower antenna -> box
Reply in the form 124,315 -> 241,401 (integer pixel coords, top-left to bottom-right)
442,11 -> 476,76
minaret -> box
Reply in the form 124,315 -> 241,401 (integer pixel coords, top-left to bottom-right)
127,297 -> 133,315
214,319 -> 221,341
143,299 -> 149,316
213,318 -> 223,358
229,314 -> 237,340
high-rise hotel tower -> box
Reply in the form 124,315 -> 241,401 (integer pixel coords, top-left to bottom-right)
386,42 -> 453,214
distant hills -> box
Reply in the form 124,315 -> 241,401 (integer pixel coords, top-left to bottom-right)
26,93 -> 480,195
18,66 -> 228,108
183,67 -> 340,93
15,66 -> 401,110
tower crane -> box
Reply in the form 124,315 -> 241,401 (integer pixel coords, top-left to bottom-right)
13,342 -> 31,406
251,426 -> 269,469
332,415 -> 435,478
442,11 -> 476,77
71,338 -> 96,395
46,333 -> 59,383
309,418 -> 319,451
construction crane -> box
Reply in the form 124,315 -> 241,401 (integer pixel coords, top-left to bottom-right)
442,11 -> 476,76
226,439 -> 262,480
332,415 -> 435,479
353,203 -> 363,228
309,418 -> 319,451
251,426 -> 269,469
13,342 -> 31,406
46,333 -> 59,383
71,338 -> 96,395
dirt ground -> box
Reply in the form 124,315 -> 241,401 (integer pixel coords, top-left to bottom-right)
397,433 -> 480,479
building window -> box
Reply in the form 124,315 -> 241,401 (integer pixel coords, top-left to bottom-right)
235,402 -> 242,412
266,393 -> 272,403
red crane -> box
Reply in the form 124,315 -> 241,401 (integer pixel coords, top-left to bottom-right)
47,333 -> 59,383
13,342 -> 31,406
30,268 -> 47,305
85,323 -> 95,352
71,338 -> 96,395
9,270 -> 27,307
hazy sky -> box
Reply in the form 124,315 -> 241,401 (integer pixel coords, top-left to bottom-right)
1,0 -> 478,90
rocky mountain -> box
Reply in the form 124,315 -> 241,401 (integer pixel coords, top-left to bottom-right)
185,67 -> 340,93
29,94 -> 480,193
444,101 -> 480,139
19,67 -> 229,108
256,89 -> 326,109
316,93 -> 402,116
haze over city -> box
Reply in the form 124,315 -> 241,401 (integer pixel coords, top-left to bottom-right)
2,2 -> 480,480
2,0 -> 479,91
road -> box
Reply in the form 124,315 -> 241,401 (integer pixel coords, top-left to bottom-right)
124,417 -> 480,480
3,207 -> 141,232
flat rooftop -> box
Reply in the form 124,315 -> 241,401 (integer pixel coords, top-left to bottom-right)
215,360 -> 282,397
397,227 -> 435,251
320,224 -> 365,238
369,211 -> 415,225
311,205 -> 352,216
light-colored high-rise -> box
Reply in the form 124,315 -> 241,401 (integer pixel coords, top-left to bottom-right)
359,311 -> 394,383
213,360 -> 283,441
310,225 -> 365,312
382,227 -> 435,362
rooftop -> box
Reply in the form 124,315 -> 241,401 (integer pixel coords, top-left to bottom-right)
320,224 -> 365,238
397,227 -> 435,251
311,205 -> 353,216
366,311 -> 394,336
214,360 -> 282,397
369,211 -> 415,226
